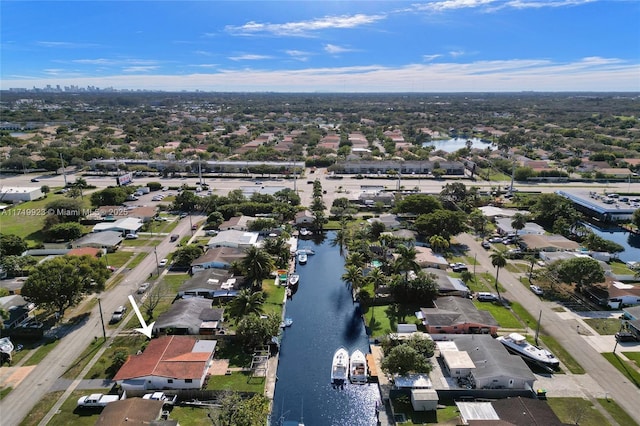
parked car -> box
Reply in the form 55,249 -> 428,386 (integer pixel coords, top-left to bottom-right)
530,285 -> 544,296
488,237 -> 503,243
125,233 -> 138,239
481,241 -> 491,249
170,234 -> 179,242
191,224 -> 198,231
158,258 -> 168,267
110,306 -> 127,323
137,282 -> 150,294
615,332 -> 638,342
30,178 -> 40,182
477,292 -> 498,302
450,262 -> 468,272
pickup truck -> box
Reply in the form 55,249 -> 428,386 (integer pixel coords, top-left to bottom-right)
77,393 -> 121,408
142,391 -> 178,405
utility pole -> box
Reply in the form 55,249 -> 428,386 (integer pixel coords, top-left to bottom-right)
97,298 -> 106,341
59,152 -> 67,187
154,246 -> 160,277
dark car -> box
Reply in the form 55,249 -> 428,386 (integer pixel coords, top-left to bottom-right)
615,332 -> 638,342
170,234 -> 179,242
481,241 -> 491,249
30,178 -> 40,182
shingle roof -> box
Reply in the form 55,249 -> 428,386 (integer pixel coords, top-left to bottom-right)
113,335 -> 215,381
421,297 -> 498,328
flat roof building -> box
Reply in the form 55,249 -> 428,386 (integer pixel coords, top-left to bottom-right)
557,190 -> 638,222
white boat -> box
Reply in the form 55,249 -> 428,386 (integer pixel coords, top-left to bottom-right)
331,347 -> 349,386
297,253 -> 308,264
288,274 -> 300,286
497,333 -> 560,370
0,337 -> 14,354
299,228 -> 312,237
280,317 -> 293,328
349,349 -> 368,384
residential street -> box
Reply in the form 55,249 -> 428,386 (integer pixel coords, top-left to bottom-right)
456,233 -> 640,424
0,216 -> 202,426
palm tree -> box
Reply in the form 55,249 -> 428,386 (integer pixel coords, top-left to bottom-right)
510,213 -> 529,240
393,244 -> 419,282
331,217 -> 349,256
228,289 -> 265,323
342,265 -> 363,291
367,267 -> 388,293
429,235 -> 449,254
490,251 -> 507,301
240,246 -> 274,291
346,251 -> 367,269
262,237 -> 290,269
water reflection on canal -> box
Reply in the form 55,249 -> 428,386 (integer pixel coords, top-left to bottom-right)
271,232 -> 380,426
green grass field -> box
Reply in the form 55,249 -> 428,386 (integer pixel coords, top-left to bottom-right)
583,318 -> 623,335
547,397 -> 612,426
602,352 -> 640,388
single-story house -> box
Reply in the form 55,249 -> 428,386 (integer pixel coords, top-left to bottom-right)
71,230 -> 123,251
518,234 -> 580,252
113,335 -> 217,391
219,215 -> 255,231
456,398 -> 563,425
357,191 -> 395,207
392,374 -> 439,411
417,296 -> 498,335
127,206 -> 158,223
294,210 -> 314,226
414,246 -> 449,269
600,281 -> 640,309
93,217 -> 143,234
424,269 -> 471,298
207,230 -> 259,249
478,206 -> 529,220
178,268 -> 241,299
367,214 -> 401,230
191,247 -> 244,272
381,229 -> 418,244
0,295 -> 35,329
434,335 -> 535,390
153,298 -> 224,336
495,217 -> 544,236
96,398 -> 166,426
622,306 -> 640,339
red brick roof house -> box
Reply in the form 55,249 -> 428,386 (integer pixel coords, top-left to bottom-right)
113,335 -> 216,391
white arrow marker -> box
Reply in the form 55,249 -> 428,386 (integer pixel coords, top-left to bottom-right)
128,295 -> 155,338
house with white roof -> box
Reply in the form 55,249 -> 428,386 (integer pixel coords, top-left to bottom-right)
92,217 -> 143,234
207,230 -> 259,249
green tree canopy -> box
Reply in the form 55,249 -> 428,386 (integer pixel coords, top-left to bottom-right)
90,186 -> 131,206
0,233 -> 28,257
381,344 -> 432,376
394,194 -> 442,215
21,255 -> 110,318
172,245 -> 204,267
240,246 -> 274,290
236,313 -> 279,351
414,210 -> 467,240
45,222 -> 84,242
548,257 -> 605,290
45,198 -> 86,223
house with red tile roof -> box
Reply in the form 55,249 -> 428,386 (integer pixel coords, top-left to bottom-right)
113,335 -> 216,391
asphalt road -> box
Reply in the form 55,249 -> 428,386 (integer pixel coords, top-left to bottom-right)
456,233 -> 640,423
0,215 -> 202,426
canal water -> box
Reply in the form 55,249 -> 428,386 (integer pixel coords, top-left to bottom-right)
271,232 -> 380,426
583,222 -> 640,264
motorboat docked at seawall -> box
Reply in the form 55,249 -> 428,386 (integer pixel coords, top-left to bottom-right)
349,349 -> 368,384
497,333 -> 560,370
299,228 -> 312,237
280,317 -> 293,328
331,347 -> 349,387
297,253 -> 308,264
288,274 -> 300,287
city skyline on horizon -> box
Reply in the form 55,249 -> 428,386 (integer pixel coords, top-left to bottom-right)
2,1 -> 639,93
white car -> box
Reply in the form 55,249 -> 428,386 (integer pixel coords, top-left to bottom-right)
530,285 -> 544,296
137,283 -> 150,294
125,233 -> 139,239
158,259 -> 168,267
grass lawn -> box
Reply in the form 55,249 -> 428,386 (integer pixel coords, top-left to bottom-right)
47,389 -> 109,426
609,260 -> 637,275
213,341 -> 253,368
85,335 -> 149,380
547,397 -> 611,426
102,251 -> 134,268
19,390 -> 64,426
127,252 -> 147,269
602,352 -> 640,388
205,371 -> 265,393
362,304 -> 402,338
510,302 -> 538,328
473,301 -> 523,329
63,338 -> 105,379
597,398 -> 639,426
262,278 -> 285,317
392,397 -> 459,425
583,318 -> 623,335
540,335 -> 584,374
0,386 -> 12,400
1,194 -> 91,245
169,406 -> 212,426
23,337 -> 62,366
623,351 -> 640,368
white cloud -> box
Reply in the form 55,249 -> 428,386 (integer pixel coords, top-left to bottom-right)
122,66 -> 159,73
413,0 -> 595,12
423,54 -> 443,62
4,57 -> 638,92
449,50 -> 466,58
324,44 -> 355,55
225,13 -> 386,37
36,41 -> 100,48
228,54 -> 273,61
285,50 -> 311,61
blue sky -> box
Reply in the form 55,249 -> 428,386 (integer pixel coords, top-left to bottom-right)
1,0 -> 639,92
